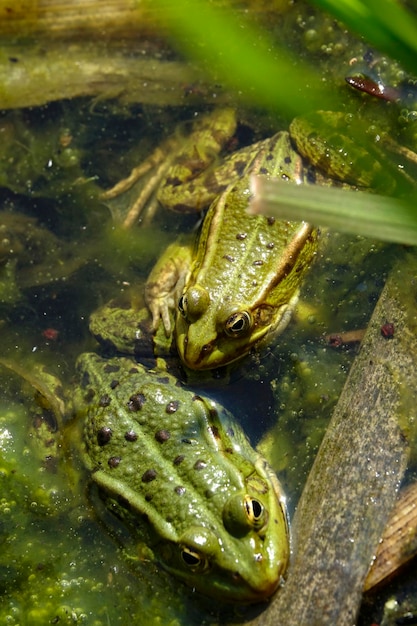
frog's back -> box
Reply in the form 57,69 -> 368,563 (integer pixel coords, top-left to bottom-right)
174,131 -> 318,370
75,353 -> 289,603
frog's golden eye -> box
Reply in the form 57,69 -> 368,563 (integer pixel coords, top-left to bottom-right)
180,546 -> 210,572
224,311 -> 252,337
178,294 -> 188,318
223,494 -> 268,535
244,496 -> 266,529
178,286 -> 210,322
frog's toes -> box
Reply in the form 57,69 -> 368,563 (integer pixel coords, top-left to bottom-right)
158,303 -> 173,337
145,294 -> 173,336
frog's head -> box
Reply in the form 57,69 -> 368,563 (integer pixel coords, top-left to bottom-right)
175,218 -> 318,370
153,466 -> 289,603
175,286 -> 296,370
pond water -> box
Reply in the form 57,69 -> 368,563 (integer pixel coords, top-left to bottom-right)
1,2 -> 417,625
0,103 -> 402,623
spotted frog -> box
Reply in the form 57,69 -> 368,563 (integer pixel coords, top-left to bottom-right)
104,108 -> 410,371
136,111 -> 321,370
74,352 -> 289,603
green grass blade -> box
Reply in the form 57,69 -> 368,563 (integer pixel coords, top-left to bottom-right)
249,175 -> 417,245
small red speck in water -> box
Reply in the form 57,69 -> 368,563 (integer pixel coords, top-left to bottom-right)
327,334 -> 343,347
380,322 -> 394,339
42,328 -> 59,341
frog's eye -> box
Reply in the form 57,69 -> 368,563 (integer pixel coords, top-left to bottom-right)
223,494 -> 268,536
178,286 -> 210,322
178,294 -> 187,318
180,546 -> 210,572
178,527 -> 216,572
244,496 -> 266,529
224,311 -> 252,337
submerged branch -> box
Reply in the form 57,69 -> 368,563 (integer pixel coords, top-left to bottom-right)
248,252 -> 417,626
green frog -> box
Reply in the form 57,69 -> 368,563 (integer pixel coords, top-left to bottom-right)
103,110 -> 317,370
73,351 -> 289,603
105,108 -> 400,371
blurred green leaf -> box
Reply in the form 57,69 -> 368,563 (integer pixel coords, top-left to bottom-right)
154,0 -> 341,115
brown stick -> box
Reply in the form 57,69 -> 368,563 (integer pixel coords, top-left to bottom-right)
248,253 -> 417,626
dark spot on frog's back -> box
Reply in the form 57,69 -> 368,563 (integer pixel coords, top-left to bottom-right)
194,459 -> 207,470
127,392 -> 146,411
165,175 -> 182,187
108,456 -> 121,468
80,370 -> 91,388
125,430 -> 138,442
142,469 -> 157,483
175,486 -> 186,496
99,394 -> 111,408
157,376 -> 170,385
84,388 -> 95,403
208,425 -> 220,438
97,426 -> 113,446
205,174 -> 226,198
109,379 -> 119,390
173,454 -> 185,465
155,429 -> 171,443
234,160 -> 247,176
165,400 -> 179,414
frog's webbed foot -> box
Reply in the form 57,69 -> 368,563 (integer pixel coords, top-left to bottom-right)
145,287 -> 177,337
145,268 -> 186,337
145,241 -> 192,336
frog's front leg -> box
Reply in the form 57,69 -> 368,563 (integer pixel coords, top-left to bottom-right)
144,239 -> 193,336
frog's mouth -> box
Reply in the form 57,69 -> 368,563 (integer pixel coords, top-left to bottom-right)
178,336 -> 251,371
176,327 -> 276,371
165,560 -> 282,604
221,573 -> 282,604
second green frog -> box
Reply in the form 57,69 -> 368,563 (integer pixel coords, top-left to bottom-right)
73,352 -> 289,603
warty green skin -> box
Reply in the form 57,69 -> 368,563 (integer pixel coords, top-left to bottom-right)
140,107 -> 408,371
75,352 -> 289,603
147,128 -> 319,370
